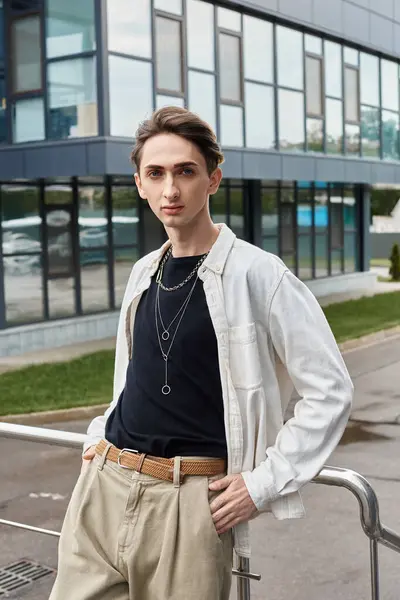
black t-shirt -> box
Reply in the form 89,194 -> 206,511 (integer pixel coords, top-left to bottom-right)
105,253 -> 227,459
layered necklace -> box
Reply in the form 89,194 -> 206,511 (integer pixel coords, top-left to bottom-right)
155,246 -> 208,395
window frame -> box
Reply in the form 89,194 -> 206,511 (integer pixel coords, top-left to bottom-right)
154,10 -> 185,99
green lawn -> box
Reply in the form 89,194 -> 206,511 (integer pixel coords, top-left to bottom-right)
1,291 -> 400,416
370,258 -> 390,268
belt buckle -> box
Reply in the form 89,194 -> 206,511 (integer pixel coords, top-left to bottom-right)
117,448 -> 138,469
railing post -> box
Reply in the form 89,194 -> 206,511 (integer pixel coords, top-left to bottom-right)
236,557 -> 251,600
370,539 -> 380,600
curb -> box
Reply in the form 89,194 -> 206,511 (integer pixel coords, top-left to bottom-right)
2,325 -> 400,426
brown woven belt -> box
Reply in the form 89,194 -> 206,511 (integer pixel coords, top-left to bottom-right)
95,440 -> 226,483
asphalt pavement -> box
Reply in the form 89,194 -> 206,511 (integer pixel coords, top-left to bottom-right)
1,336 -> 400,600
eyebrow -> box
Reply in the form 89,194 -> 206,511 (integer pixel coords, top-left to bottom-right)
143,161 -> 199,171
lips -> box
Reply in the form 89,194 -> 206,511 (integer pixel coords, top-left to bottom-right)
162,206 -> 184,215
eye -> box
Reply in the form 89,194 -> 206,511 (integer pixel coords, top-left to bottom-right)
148,170 -> 162,178
181,167 -> 194,176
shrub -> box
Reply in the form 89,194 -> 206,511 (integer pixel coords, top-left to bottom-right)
389,243 -> 400,281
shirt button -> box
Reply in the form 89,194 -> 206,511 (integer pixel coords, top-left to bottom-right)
216,265 -> 222,272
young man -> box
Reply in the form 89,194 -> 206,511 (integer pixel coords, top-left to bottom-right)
50,107 -> 353,600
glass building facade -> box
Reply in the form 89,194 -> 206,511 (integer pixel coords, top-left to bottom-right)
0,0 -> 395,329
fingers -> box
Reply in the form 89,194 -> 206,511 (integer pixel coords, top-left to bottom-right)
82,446 -> 96,460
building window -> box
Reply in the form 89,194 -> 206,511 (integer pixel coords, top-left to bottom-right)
186,0 -> 214,72
382,110 -> 400,160
210,180 -> 245,239
188,71 -> 216,132
306,56 -> 323,117
243,15 -> 273,84
109,56 -> 153,138
217,6 -> 241,32
155,15 -> 183,94
360,53 -> 379,108
107,0 -> 151,59
361,106 -> 380,157
245,82 -> 274,149
0,0 -> 6,143
11,15 -> 42,93
326,98 -> 343,154
219,32 -> 242,103
48,57 -> 98,139
154,0 -> 182,15
46,0 -> 96,59
261,182 -> 278,254
278,89 -> 304,151
381,59 -> 399,112
276,26 -> 303,90
13,97 -> 45,142
324,41 -> 342,99
344,50 -> 360,155
156,94 -> 184,109
219,104 -> 243,146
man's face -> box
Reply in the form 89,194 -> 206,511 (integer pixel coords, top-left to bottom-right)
134,133 -> 222,229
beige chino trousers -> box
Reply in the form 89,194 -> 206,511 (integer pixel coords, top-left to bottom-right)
49,446 -> 233,600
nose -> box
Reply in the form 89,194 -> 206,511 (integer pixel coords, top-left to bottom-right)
162,174 -> 179,201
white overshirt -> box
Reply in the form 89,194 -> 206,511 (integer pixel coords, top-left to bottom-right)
85,224 -> 353,557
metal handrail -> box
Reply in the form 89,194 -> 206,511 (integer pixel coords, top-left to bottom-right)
1,422 -> 400,600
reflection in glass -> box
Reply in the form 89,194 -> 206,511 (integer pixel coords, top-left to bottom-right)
156,95 -> 184,109
277,26 -> 303,90
306,56 -> 322,116
219,33 -> 241,102
188,71 -> 216,132
0,76 -> 6,143
230,186 -> 244,238
344,232 -> 357,272
314,184 -> 329,233
114,247 -> 139,307
315,235 -> 328,277
154,0 -> 182,14
107,0 -> 151,58
187,0 -> 214,71
343,192 -> 356,231
47,0 -> 96,59
48,277 -> 75,319
325,41 -> 342,99
48,58 -> 98,139
262,237 -> 278,254
278,89 -> 304,151
326,98 -> 343,154
81,250 -> 109,313
381,60 -> 399,111
360,53 -> 379,107
282,254 -> 295,272
112,187 -> 138,246
330,197 -> 343,250
109,56 -> 153,138
13,98 -> 45,142
245,83 -> 274,149
344,47 -> 358,66
156,17 -> 182,92
361,106 -> 380,157
45,205 -> 74,278
220,104 -> 243,147
210,187 -> 227,223
281,203 -> 295,253
298,236 -> 312,280
243,16 -> 273,83
345,124 -> 360,155
344,67 -> 359,122
331,249 -> 342,275
307,118 -> 323,152
45,184 -> 72,204
4,263 -> 44,324
217,6 -> 241,32
78,186 -> 107,249
12,16 -> 41,92
2,185 -> 41,256
262,188 -> 278,236
382,110 -> 399,160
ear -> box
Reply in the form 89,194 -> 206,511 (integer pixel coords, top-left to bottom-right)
134,172 -> 147,200
208,167 -> 223,195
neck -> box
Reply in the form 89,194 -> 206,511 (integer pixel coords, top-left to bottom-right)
166,215 -> 219,257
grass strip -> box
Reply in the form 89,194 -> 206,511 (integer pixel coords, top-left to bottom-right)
1,292 -> 399,416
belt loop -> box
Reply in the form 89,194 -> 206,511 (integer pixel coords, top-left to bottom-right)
136,453 -> 146,473
173,456 -> 182,488
98,442 -> 112,471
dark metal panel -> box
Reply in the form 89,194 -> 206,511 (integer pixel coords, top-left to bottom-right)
279,0 -> 313,23
344,159 -> 371,183
0,149 -> 25,178
343,2 -> 369,45
105,140 -> 133,175
86,141 -> 107,175
95,0 -> 110,137
370,14 -> 395,54
24,144 -> 89,178
370,162 -> 396,184
242,151 -> 282,179
281,154 -> 316,181
360,184 -> 371,271
222,150 -> 244,178
315,156 -> 346,182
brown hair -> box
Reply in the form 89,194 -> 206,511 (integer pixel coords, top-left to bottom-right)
130,107 -> 224,175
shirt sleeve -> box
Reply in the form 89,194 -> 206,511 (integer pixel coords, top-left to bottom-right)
241,269 -> 353,511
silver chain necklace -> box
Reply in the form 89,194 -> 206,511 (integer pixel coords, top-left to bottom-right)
156,246 -> 208,292
154,248 -> 207,395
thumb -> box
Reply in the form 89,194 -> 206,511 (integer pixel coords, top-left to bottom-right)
82,446 -> 96,460
209,475 -> 234,491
